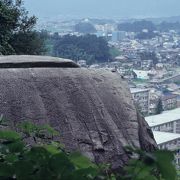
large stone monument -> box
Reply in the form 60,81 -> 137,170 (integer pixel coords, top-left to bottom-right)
0,55 -> 157,170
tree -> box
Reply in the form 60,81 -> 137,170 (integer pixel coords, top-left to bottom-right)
109,46 -> 121,59
117,20 -> 156,32
74,22 -> 97,34
135,31 -> 157,40
10,31 -> 47,55
0,0 -> 46,55
52,34 -> 110,64
138,51 -> 158,65
157,21 -> 180,32
156,98 -> 163,114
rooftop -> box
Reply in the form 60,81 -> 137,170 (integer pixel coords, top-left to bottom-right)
161,94 -> 177,100
133,70 -> 150,80
153,131 -> 180,145
145,108 -> 180,127
130,88 -> 149,94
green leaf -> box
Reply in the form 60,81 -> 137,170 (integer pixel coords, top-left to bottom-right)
0,130 -> 21,141
154,150 -> 177,180
5,154 -> 18,163
142,152 -> 156,166
69,152 -> 97,169
14,160 -> 34,179
136,166 -> 155,179
31,167 -> 53,180
19,121 -> 38,135
69,167 -> 98,180
7,141 -> 25,153
26,147 -> 51,165
49,153 -> 74,175
44,144 -> 60,155
42,125 -> 59,136
51,141 -> 65,150
0,163 -> 14,178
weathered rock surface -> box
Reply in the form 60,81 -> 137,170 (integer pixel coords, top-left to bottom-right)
0,55 -> 157,170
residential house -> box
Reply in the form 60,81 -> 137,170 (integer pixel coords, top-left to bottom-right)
153,131 -> 180,167
161,94 -> 177,111
140,60 -> 153,70
130,88 -> 150,115
145,108 -> 180,134
133,70 -> 150,80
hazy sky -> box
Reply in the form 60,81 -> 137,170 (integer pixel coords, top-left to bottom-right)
24,0 -> 180,19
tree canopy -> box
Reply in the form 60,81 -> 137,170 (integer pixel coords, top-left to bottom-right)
156,98 -> 163,114
0,0 -> 46,55
118,20 -> 180,33
74,22 -> 97,34
117,20 -> 156,33
135,31 -> 158,40
138,51 -> 158,65
157,21 -> 180,32
52,34 -> 110,64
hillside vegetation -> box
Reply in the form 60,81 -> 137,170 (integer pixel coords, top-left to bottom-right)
50,34 -> 110,64
0,0 -> 46,55
0,121 -> 177,180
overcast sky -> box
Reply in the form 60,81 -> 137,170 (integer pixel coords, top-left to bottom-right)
24,0 -> 180,19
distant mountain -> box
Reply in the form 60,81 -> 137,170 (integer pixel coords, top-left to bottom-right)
116,15 -> 180,25
146,16 -> 180,24
117,18 -> 180,34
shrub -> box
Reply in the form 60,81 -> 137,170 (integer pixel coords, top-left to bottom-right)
0,122 -> 177,180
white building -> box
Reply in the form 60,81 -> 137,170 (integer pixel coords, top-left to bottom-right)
77,60 -> 87,67
153,131 -> 180,167
133,70 -> 150,80
111,31 -> 126,42
145,108 -> 180,134
130,88 -> 150,115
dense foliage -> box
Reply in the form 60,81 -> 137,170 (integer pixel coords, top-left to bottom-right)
0,121 -> 177,180
138,51 -> 158,65
157,22 -> 180,32
0,0 -> 46,55
0,122 -> 102,180
156,99 -> 163,115
109,47 -> 121,59
118,20 -> 180,35
74,22 -> 97,34
117,20 -> 156,33
51,34 -> 110,64
135,31 -> 158,40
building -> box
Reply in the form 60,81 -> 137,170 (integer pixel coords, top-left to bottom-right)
145,108 -> 180,134
148,108 -> 180,168
140,60 -> 153,70
130,88 -> 150,115
77,60 -> 87,67
148,89 -> 161,115
133,70 -> 150,80
111,31 -> 126,42
177,96 -> 180,108
161,94 -> 177,111
153,131 -> 180,167
149,99 -> 158,115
